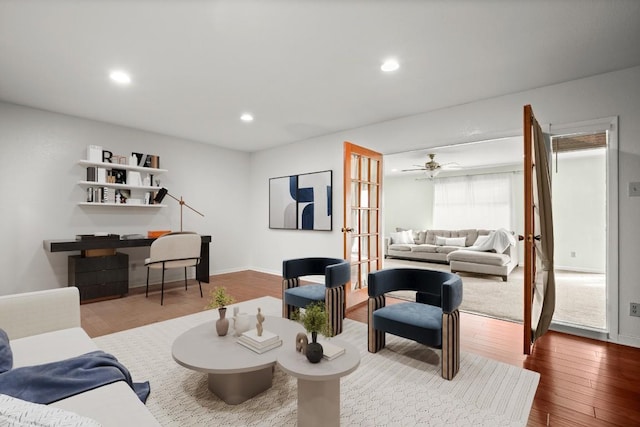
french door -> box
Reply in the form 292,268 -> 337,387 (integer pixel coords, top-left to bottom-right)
342,142 -> 383,308
523,104 -> 556,354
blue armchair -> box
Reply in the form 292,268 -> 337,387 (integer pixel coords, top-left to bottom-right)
282,257 -> 351,336
367,268 -> 463,380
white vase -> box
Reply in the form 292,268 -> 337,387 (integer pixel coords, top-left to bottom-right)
234,313 -> 251,336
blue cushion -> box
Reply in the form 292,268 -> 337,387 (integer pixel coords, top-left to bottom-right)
0,328 -> 13,373
284,284 -> 325,308
373,302 -> 443,348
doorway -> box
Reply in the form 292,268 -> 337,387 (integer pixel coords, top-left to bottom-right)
382,117 -> 618,341
549,127 -> 612,333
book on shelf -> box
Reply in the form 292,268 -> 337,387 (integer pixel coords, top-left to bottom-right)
318,339 -> 345,361
237,338 -> 283,354
239,329 -> 279,348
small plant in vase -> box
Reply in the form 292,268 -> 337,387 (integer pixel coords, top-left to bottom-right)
294,302 -> 329,363
206,287 -> 235,336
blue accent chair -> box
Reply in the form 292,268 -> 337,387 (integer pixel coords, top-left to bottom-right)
282,258 -> 351,336
367,268 -> 463,380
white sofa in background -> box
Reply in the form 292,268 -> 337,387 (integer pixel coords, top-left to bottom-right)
385,228 -> 519,281
0,287 -> 160,426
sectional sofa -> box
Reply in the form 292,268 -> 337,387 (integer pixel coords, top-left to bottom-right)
385,228 -> 519,281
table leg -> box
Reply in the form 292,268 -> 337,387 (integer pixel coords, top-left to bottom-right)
197,241 -> 210,283
297,378 -> 340,427
207,366 -> 272,405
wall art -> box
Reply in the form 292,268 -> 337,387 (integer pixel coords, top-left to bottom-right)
269,170 -> 332,231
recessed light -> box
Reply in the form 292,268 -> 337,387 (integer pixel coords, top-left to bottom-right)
240,113 -> 254,122
381,59 -> 400,72
109,70 -> 131,85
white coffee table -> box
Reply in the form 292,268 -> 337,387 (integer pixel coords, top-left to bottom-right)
172,315 -> 304,404
277,338 -> 360,427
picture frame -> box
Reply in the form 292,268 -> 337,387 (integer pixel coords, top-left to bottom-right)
269,170 -> 332,231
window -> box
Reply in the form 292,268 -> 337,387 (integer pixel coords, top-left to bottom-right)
433,173 -> 516,230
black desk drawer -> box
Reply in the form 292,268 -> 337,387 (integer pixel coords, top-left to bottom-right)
68,253 -> 129,301
68,253 -> 129,273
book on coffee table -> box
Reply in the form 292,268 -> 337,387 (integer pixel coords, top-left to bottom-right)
237,338 -> 283,354
238,329 -> 280,349
318,339 -> 345,361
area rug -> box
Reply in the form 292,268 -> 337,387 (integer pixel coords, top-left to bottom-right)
94,296 -> 539,426
384,258 -> 606,329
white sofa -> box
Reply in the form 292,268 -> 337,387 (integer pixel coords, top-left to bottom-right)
0,287 -> 160,426
385,228 -> 519,281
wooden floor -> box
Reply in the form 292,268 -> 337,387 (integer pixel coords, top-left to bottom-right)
81,271 -> 640,427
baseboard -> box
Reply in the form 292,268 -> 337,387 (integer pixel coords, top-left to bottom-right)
550,322 -> 608,341
614,333 -> 640,349
250,267 -> 280,277
554,265 -> 605,274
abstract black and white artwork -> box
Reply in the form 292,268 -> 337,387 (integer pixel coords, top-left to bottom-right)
269,170 -> 332,231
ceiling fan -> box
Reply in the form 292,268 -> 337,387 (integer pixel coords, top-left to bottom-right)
401,153 -> 460,179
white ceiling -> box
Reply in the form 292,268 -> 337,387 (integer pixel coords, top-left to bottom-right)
1,1 -> 639,153
384,136 -> 524,177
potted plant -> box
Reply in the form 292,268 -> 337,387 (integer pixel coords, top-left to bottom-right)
294,302 -> 329,363
206,287 -> 235,336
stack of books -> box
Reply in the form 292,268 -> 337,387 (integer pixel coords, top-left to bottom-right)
318,339 -> 345,361
238,329 -> 282,354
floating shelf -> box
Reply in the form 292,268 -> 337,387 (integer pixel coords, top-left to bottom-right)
79,160 -> 167,174
78,202 -> 166,208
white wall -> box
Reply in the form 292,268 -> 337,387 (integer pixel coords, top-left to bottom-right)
250,66 -> 640,346
383,175 -> 434,233
0,102 -> 252,295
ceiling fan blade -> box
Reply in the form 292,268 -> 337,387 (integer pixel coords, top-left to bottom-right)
441,162 -> 463,170
401,167 -> 426,172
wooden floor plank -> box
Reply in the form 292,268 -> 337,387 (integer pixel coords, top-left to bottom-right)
78,270 -> 640,426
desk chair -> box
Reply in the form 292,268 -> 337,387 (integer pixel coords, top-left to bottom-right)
145,232 -> 202,305
368,268 -> 463,380
282,257 -> 351,336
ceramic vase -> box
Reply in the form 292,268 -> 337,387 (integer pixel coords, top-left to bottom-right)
234,313 -> 251,336
216,307 -> 229,336
305,331 -> 323,363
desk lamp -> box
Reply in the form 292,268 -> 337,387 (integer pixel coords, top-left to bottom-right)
153,188 -> 204,232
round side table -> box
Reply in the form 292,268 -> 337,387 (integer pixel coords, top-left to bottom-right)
277,338 -> 360,427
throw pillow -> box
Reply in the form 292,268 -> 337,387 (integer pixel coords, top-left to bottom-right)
444,237 -> 466,247
435,236 -> 447,246
396,228 -> 418,243
389,231 -> 402,244
390,230 -> 414,244
0,329 -> 12,373
0,394 -> 102,427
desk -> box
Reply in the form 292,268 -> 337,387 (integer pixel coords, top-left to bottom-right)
44,235 -> 211,301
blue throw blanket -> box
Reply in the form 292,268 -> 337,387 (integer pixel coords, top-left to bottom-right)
0,350 -> 150,404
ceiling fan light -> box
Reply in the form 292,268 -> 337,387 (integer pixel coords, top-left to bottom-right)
427,169 -> 440,179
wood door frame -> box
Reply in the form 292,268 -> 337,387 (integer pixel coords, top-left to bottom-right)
343,141 -> 383,308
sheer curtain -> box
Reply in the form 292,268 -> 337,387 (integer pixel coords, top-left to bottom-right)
433,172 -> 517,230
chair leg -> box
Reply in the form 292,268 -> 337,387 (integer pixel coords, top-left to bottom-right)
368,296 -> 386,353
282,278 -> 300,319
184,267 -> 188,290
161,268 -> 165,306
326,286 -> 345,336
145,267 -> 150,298
197,266 -> 202,298
442,309 -> 461,380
